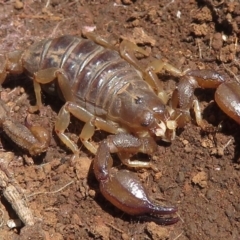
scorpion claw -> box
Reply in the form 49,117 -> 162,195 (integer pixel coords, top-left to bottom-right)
98,169 -> 178,225
94,136 -> 178,225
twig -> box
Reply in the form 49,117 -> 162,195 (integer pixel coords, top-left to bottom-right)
173,231 -> 184,240
0,208 -> 4,228
27,180 -> 74,198
106,222 -> 124,233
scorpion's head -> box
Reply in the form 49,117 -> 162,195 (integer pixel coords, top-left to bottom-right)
131,94 -> 177,142
111,84 -> 177,142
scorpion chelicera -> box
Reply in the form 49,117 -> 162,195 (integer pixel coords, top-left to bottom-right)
0,33 -> 240,225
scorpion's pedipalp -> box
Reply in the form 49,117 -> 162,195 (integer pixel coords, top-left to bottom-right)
171,69 -> 232,130
0,101 -> 50,156
97,168 -> 178,225
215,81 -> 240,125
94,134 -> 178,225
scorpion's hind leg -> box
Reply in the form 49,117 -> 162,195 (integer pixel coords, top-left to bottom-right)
28,67 -> 82,156
94,133 -> 178,225
0,51 -> 24,86
29,67 -> 74,112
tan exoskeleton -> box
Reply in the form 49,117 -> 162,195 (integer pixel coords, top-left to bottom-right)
1,34 -> 239,225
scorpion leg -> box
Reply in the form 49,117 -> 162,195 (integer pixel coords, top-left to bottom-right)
118,152 -> 158,171
55,102 -> 119,155
32,67 -> 118,156
0,51 -> 24,85
55,102 -> 97,155
29,67 -> 75,112
146,58 -> 183,77
94,133 -> 178,225
119,40 -> 169,103
146,58 -> 184,104
84,31 -> 118,51
116,136 -> 159,171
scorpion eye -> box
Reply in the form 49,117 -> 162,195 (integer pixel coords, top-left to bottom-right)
135,96 -> 143,104
141,122 -> 149,127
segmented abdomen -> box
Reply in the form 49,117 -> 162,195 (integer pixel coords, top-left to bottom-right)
23,35 -> 148,118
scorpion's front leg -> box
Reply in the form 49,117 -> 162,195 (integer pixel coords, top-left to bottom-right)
0,51 -> 24,85
55,101 -> 118,156
94,133 -> 178,225
119,40 -> 181,104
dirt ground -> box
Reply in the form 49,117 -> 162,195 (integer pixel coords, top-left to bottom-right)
0,0 -> 240,239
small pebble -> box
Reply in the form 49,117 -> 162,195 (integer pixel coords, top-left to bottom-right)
184,145 -> 192,153
205,189 -> 214,200
176,172 -> 185,183
14,106 -> 20,112
122,233 -> 130,240
14,0 -> 23,9
7,219 -> 22,228
88,189 -> 96,198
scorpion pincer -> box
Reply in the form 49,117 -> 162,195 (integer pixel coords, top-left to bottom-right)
1,33 -> 240,225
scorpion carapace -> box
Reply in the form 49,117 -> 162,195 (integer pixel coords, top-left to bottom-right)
1,34 -> 240,226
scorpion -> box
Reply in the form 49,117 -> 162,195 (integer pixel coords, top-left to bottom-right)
0,33 -> 240,226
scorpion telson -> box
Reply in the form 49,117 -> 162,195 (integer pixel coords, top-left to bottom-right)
1,34 -> 240,225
